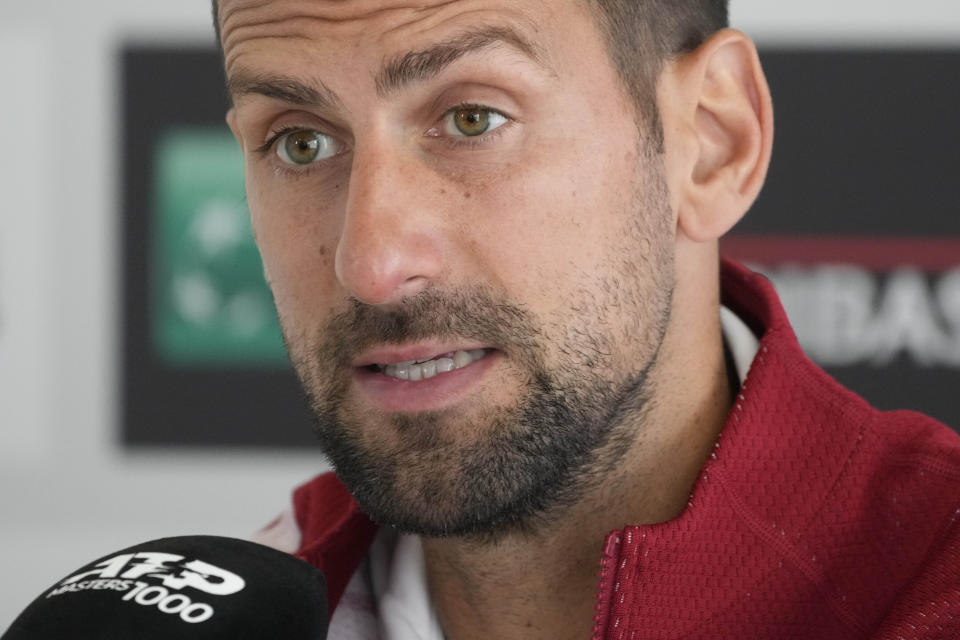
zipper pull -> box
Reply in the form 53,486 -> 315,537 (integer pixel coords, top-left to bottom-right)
591,531 -> 624,640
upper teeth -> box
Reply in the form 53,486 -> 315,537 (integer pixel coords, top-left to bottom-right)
381,349 -> 487,381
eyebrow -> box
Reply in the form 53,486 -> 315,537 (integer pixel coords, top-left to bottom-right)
227,73 -> 344,111
227,24 -> 548,109
375,25 -> 547,96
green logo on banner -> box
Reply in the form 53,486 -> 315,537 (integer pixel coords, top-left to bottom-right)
152,127 -> 288,368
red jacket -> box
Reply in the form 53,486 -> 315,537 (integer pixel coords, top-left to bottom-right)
289,259 -> 960,639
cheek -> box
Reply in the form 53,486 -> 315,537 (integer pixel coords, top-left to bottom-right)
246,167 -> 345,313
467,135 -> 640,307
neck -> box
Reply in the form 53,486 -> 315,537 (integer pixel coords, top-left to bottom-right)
424,289 -> 733,640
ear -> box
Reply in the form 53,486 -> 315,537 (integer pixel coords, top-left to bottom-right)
660,29 -> 773,243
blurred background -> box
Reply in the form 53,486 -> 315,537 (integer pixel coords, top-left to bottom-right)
1,0 -> 958,624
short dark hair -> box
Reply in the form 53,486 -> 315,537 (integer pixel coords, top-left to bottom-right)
211,0 -> 728,145
585,0 -> 729,147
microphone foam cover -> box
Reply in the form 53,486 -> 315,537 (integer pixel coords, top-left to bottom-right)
3,535 -> 327,639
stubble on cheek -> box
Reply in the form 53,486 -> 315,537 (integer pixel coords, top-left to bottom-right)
278,264 -> 669,537
279,288 -> 568,534
280,282 -> 546,446
272,150 -> 677,536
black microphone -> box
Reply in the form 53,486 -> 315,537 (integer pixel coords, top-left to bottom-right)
3,535 -> 328,639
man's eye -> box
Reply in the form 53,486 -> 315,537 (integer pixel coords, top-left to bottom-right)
275,129 -> 340,165
442,107 -> 508,137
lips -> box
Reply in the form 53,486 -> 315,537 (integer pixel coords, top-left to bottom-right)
354,342 -> 491,368
378,349 -> 490,381
352,346 -> 501,413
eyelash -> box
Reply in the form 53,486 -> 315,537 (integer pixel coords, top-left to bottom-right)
256,102 -> 513,176
433,102 -> 512,149
256,126 -> 308,156
255,126 -> 342,180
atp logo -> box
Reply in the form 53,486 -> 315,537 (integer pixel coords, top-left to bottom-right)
48,550 -> 246,623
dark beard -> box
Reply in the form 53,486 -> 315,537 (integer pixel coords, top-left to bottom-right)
284,153 -> 675,539
289,282 -> 667,539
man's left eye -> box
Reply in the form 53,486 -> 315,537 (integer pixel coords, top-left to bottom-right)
441,107 -> 509,137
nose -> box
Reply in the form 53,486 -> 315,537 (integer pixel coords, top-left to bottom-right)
334,145 -> 446,306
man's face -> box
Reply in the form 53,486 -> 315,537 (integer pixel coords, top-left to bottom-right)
223,0 -> 677,536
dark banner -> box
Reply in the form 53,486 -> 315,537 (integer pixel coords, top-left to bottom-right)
121,49 -> 316,447
723,49 -> 960,430
121,47 -> 960,446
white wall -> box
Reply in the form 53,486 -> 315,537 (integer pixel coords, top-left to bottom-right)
0,0 -> 957,626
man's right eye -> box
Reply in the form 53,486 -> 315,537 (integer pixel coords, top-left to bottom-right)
275,129 -> 340,165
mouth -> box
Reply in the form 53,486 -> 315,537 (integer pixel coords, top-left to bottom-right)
351,345 -> 500,412
363,349 -> 492,381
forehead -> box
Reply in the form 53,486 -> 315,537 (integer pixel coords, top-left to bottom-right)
219,0 -> 584,80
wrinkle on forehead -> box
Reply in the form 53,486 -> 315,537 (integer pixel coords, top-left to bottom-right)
220,0 -> 541,73
223,0 -> 458,50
